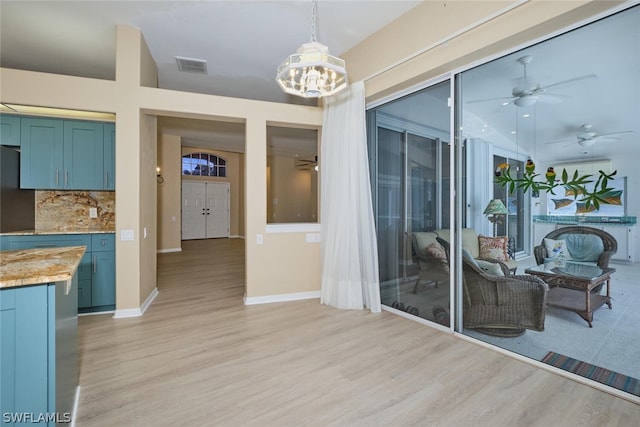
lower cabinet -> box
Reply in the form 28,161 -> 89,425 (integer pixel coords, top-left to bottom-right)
88,233 -> 115,311
3,233 -> 115,313
0,277 -> 78,426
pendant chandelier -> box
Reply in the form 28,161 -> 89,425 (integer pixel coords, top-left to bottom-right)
276,0 -> 348,98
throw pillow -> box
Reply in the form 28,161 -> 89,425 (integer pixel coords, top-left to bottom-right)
543,238 -> 571,259
478,235 -> 509,261
425,242 -> 449,273
475,259 -> 505,276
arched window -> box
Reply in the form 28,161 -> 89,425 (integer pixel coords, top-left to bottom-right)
182,153 -> 226,177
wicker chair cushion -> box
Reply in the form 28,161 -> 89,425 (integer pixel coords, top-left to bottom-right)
543,238 -> 571,259
478,235 -> 509,261
476,260 -> 505,276
557,233 -> 605,262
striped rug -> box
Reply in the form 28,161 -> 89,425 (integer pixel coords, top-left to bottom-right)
542,351 -> 640,397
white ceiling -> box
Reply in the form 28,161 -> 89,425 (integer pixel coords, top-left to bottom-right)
0,0 -> 420,154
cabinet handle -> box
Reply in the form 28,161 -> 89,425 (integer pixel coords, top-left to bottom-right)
65,170 -> 69,186
93,255 -> 97,273
105,171 -> 108,188
56,169 -> 60,187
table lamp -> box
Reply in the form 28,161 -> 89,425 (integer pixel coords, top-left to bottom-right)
483,199 -> 509,237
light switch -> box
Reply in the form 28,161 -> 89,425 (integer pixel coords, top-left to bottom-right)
256,234 -> 263,245
89,207 -> 98,218
121,229 -> 134,241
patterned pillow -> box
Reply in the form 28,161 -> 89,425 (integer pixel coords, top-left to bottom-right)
543,238 -> 570,259
478,235 -> 509,261
425,242 -> 449,272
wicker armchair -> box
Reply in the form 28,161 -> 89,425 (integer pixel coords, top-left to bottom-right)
437,237 -> 548,337
534,226 -> 617,269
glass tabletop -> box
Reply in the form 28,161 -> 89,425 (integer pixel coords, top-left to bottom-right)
526,260 -> 611,280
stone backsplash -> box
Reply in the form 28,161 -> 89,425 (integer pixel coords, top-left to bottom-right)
35,191 -> 115,231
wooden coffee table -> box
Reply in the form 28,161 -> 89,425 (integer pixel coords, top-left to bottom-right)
525,262 -> 615,328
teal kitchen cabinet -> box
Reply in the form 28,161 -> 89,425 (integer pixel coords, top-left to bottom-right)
104,122 -> 115,190
63,120 -> 105,190
0,277 -> 78,426
0,114 -> 21,146
20,117 -> 64,189
19,117 -> 114,190
90,234 -> 116,309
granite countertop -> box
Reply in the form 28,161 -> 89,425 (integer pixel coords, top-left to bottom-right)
0,229 -> 115,236
0,246 -> 86,289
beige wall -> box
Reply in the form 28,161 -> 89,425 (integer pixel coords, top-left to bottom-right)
267,155 -> 318,223
157,134 -> 182,251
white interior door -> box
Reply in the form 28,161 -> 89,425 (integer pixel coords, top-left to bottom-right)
182,181 -> 207,240
206,182 -> 230,238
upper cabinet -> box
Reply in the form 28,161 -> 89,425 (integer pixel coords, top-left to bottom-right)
20,117 -> 115,190
0,115 -> 21,146
20,117 -> 64,188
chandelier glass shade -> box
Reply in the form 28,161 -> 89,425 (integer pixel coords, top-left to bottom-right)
276,1 -> 348,98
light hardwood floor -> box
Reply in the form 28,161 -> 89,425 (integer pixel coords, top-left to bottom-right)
76,238 -> 640,426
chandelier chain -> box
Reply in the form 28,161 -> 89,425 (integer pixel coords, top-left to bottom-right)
310,0 -> 317,42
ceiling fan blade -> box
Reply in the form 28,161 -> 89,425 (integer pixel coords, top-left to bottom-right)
466,96 -> 515,105
598,130 -> 633,138
544,138 -> 576,145
537,74 -> 597,91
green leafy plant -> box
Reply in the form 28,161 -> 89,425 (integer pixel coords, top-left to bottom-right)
495,165 -> 618,211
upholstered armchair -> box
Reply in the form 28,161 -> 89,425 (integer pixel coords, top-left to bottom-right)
437,237 -> 548,337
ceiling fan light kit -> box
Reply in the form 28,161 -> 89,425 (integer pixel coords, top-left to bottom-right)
276,0 -> 348,98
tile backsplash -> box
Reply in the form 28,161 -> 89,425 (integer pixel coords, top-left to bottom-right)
36,191 -> 115,231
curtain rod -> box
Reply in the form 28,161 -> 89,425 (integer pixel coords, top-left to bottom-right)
361,0 -> 531,84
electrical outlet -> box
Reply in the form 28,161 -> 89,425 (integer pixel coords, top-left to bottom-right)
89,207 -> 98,218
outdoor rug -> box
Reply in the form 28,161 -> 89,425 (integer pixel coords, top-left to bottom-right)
542,351 -> 640,396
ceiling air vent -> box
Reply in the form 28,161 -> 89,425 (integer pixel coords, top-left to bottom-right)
175,56 -> 208,74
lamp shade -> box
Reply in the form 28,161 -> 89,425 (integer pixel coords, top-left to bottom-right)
483,199 -> 509,215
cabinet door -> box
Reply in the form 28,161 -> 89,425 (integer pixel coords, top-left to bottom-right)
63,120 -> 104,190
91,251 -> 115,307
20,117 -> 64,189
0,286 -> 50,419
103,123 -> 115,190
0,115 -> 20,146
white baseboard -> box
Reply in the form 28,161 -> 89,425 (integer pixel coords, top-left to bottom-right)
157,248 -> 182,253
230,235 -> 245,239
244,290 -> 320,305
113,287 -> 159,318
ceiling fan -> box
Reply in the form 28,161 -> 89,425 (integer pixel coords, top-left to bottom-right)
295,155 -> 318,170
468,55 -> 596,107
545,124 -> 633,147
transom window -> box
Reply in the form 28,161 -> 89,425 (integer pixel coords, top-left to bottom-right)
182,153 -> 226,177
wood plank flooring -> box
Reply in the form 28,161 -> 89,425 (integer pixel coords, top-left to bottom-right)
76,238 -> 640,426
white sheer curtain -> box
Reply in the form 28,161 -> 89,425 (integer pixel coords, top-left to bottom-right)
320,81 -> 381,312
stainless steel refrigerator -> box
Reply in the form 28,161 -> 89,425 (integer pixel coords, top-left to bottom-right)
0,145 -> 35,232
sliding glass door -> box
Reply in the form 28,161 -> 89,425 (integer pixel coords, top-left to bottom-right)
367,81 -> 452,324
